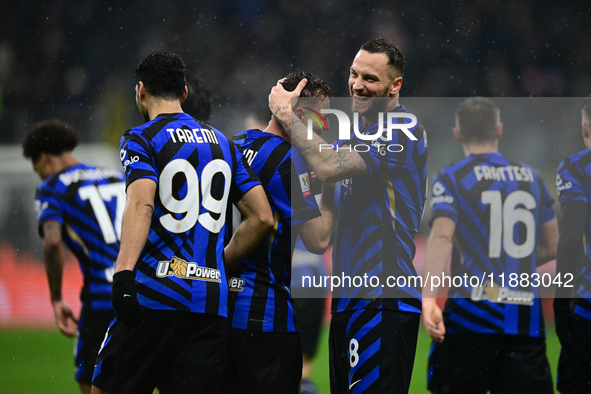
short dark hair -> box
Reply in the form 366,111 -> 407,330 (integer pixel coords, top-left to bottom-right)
182,74 -> 212,122
134,51 -> 186,100
22,120 -> 80,161
360,38 -> 406,78
281,72 -> 332,108
583,95 -> 591,125
455,97 -> 500,144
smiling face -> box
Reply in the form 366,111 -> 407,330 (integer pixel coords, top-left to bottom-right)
348,50 -> 402,116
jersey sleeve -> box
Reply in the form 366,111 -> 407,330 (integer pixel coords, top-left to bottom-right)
557,159 -> 587,206
347,114 -> 427,176
429,170 -> 460,225
119,131 -> 158,189
282,148 -> 320,226
229,141 -> 261,204
35,183 -> 63,237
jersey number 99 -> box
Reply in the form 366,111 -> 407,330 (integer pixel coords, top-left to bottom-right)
159,159 -> 231,234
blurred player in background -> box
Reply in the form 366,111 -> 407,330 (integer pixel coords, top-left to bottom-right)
422,97 -> 558,393
269,38 -> 428,393
291,236 -> 329,394
182,74 -> 212,122
91,51 -> 273,394
22,120 -> 125,394
554,96 -> 591,394
226,72 -> 334,393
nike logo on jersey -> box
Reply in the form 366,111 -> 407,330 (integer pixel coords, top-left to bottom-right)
123,294 -> 132,298
349,379 -> 361,390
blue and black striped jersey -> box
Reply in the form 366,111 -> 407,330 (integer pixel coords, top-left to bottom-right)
431,152 -> 555,337
557,149 -> 591,320
228,129 -> 320,332
35,163 -> 125,310
120,113 -> 260,317
332,106 -> 428,314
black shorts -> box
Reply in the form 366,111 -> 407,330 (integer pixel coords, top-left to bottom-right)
92,309 -> 229,394
427,333 -> 553,394
294,297 -> 326,357
557,314 -> 591,394
74,309 -> 114,383
329,309 -> 420,394
224,328 -> 303,394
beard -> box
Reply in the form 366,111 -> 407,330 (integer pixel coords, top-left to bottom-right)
350,85 -> 393,117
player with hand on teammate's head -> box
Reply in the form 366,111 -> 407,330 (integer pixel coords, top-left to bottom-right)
225,71 -> 335,394
90,50 -> 273,394
423,97 -> 557,393
554,95 -> 591,394
269,38 -> 428,393
22,120 -> 125,394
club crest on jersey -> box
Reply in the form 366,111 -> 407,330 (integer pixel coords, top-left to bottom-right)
556,174 -> 572,191
228,277 -> 245,292
156,256 -> 221,283
300,173 -> 312,197
430,181 -> 454,207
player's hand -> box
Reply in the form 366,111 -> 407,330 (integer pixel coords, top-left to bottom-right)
51,299 -> 78,337
423,298 -> 446,343
268,78 -> 308,125
111,270 -> 143,328
554,298 -> 574,347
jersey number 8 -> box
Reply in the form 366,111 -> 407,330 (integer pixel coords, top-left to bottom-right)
159,159 -> 231,234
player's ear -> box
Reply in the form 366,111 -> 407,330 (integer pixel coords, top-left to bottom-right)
389,76 -> 403,96
180,85 -> 188,103
496,122 -> 503,139
40,152 -> 51,166
583,121 -> 589,139
294,107 -> 305,120
137,82 -> 147,100
453,127 -> 462,142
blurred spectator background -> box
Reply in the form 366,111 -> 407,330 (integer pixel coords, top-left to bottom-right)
1,0 -> 589,143
0,0 -> 587,325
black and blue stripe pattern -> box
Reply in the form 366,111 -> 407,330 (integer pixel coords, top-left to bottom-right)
332,106 -> 428,314
431,152 -> 555,337
228,129 -> 320,332
36,163 -> 125,310
121,113 -> 260,317
557,148 -> 591,320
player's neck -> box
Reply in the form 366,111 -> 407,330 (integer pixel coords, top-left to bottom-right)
264,116 -> 291,143
462,143 -> 498,157
147,98 -> 184,121
50,152 -> 79,174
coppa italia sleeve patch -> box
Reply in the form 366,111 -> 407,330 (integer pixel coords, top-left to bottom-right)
299,172 -> 311,197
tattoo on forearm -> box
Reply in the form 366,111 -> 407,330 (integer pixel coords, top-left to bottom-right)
333,152 -> 356,173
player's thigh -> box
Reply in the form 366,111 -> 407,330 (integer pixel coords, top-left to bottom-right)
493,335 -> 553,394
428,333 -> 500,394
329,314 -> 350,394
75,309 -> 114,384
225,328 -> 302,394
294,297 -> 326,358
92,310 -> 192,394
556,315 -> 591,394
329,309 -> 420,394
159,313 -> 229,394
